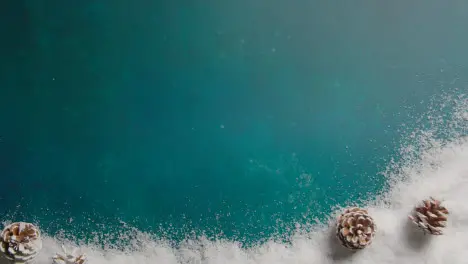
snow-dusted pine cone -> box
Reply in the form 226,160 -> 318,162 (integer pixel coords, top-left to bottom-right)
336,207 -> 376,250
52,245 -> 87,264
0,222 -> 43,263
408,197 -> 449,235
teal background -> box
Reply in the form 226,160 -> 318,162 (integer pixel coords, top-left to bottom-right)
1,1 -> 467,244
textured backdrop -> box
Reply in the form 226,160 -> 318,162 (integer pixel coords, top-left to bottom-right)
1,0 -> 467,244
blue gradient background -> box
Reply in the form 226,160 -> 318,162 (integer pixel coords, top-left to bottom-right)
1,1 -> 467,244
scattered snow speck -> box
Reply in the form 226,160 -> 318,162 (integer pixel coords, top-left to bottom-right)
462,112 -> 468,121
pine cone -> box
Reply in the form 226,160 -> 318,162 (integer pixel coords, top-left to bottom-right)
52,245 -> 87,264
408,197 -> 449,235
0,222 -> 43,263
336,207 -> 376,250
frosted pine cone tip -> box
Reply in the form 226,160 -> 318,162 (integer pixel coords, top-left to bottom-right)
408,197 -> 449,235
335,207 -> 376,250
0,222 -> 43,264
52,244 -> 87,264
